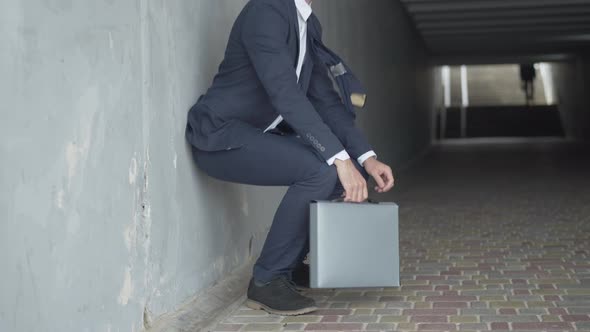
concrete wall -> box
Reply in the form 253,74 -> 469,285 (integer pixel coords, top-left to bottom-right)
312,1 -> 438,166
551,57 -> 590,140
579,52 -> 590,139
0,1 -> 435,331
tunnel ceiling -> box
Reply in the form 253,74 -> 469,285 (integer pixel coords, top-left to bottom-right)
399,0 -> 590,58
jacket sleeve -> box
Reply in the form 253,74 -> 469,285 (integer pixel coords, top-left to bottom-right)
307,57 -> 374,160
241,1 -> 345,161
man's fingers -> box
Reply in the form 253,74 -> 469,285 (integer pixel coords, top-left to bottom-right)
345,182 -> 364,202
372,170 -> 386,189
345,186 -> 353,202
383,170 -> 395,191
343,178 -> 369,202
353,183 -> 362,202
345,188 -> 353,202
344,183 -> 355,202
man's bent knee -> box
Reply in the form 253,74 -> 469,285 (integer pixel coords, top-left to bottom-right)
310,164 -> 339,196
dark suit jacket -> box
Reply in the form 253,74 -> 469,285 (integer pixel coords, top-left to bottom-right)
185,0 -> 373,161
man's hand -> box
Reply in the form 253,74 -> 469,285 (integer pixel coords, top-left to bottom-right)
363,157 -> 395,193
334,159 -> 368,203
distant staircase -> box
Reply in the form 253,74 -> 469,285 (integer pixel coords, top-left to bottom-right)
437,105 -> 565,139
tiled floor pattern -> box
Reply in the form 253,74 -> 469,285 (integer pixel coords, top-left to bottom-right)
211,139 -> 590,332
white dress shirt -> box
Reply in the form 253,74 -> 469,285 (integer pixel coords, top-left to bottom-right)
264,0 -> 376,167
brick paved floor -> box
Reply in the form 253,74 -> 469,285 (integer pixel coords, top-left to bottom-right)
210,139 -> 590,332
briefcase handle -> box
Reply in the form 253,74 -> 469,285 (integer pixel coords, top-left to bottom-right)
331,198 -> 380,204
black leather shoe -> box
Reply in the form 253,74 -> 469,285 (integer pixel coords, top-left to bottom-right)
292,264 -> 310,290
246,276 -> 317,316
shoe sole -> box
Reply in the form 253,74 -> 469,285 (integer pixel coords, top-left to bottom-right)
245,299 -> 317,316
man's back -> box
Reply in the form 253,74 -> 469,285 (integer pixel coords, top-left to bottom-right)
186,0 -> 311,151
520,63 -> 536,82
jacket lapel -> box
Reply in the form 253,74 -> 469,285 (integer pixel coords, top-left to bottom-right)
299,37 -> 314,92
287,0 -> 312,91
285,0 -> 301,69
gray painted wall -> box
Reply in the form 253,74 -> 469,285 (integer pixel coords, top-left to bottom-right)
0,1 -> 435,331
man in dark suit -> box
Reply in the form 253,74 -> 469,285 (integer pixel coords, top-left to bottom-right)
186,0 -> 395,315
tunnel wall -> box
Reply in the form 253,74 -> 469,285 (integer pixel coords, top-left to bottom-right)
582,52 -> 590,138
550,52 -> 590,141
0,1 -> 436,331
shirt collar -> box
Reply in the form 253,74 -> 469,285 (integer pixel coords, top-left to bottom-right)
294,0 -> 312,22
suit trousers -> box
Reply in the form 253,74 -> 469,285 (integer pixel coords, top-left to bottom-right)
192,130 -> 369,282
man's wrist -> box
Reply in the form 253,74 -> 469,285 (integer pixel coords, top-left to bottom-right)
358,150 -> 377,166
334,158 -> 347,167
327,150 -> 351,166
363,156 -> 377,168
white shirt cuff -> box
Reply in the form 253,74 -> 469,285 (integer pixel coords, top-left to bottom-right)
327,150 -> 350,166
357,150 -> 377,166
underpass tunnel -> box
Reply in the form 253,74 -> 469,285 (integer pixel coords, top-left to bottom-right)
2,1 -> 590,331
436,63 -> 566,140
400,0 -> 590,142
376,3 -> 590,331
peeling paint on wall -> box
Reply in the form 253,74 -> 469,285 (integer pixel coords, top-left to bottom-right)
124,222 -> 136,251
117,266 -> 133,306
142,148 -> 150,193
140,147 -> 152,268
129,157 -> 138,185
65,142 -> 85,187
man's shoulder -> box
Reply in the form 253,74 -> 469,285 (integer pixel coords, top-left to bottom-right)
247,0 -> 291,13
240,0 -> 294,27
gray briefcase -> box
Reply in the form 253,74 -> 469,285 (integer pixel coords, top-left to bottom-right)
309,200 -> 400,289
